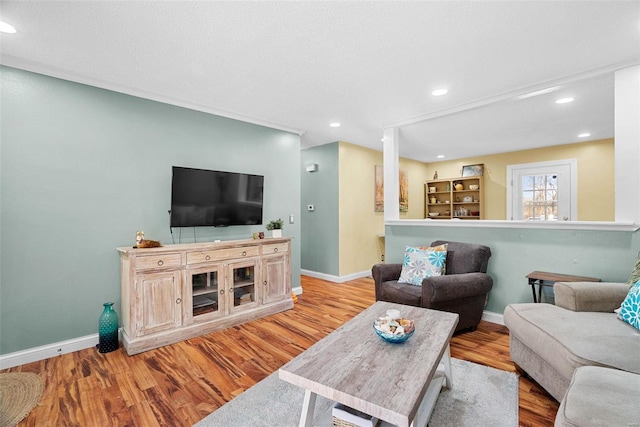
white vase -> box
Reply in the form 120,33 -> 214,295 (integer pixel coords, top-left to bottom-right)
271,229 -> 282,238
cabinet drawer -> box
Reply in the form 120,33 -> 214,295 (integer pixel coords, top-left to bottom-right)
262,242 -> 289,255
187,246 -> 259,264
135,253 -> 182,270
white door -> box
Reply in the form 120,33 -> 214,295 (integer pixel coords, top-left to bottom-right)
507,160 -> 577,221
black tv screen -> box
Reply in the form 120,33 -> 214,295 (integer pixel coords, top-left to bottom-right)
170,167 -> 264,227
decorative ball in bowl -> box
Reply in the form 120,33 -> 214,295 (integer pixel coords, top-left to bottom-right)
428,212 -> 440,217
373,317 -> 415,343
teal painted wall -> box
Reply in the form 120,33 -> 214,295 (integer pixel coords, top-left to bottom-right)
0,66 -> 301,355
300,143 -> 339,276
385,224 -> 639,313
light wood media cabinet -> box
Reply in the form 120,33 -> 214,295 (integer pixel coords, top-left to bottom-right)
117,238 -> 293,355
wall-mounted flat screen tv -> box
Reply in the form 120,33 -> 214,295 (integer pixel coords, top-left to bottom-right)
170,166 -> 264,227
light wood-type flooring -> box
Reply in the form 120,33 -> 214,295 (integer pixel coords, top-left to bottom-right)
4,275 -> 558,426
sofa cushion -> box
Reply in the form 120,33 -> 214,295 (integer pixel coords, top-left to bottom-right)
555,366 -> 640,427
397,244 -> 447,286
377,280 -> 422,307
618,280 -> 640,330
504,304 -> 640,381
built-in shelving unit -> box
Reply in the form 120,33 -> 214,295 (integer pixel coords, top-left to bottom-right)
425,176 -> 484,220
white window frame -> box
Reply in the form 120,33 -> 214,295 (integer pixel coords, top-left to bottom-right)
506,159 -> 578,221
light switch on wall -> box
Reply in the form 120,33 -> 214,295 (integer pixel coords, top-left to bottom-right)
289,214 -> 294,224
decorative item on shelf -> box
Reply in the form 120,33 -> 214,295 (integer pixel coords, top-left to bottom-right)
428,212 -> 440,217
433,170 -> 438,179
266,218 -> 284,238
258,232 -> 265,239
98,302 -> 119,353
463,195 -> 473,203
134,231 -> 161,248
454,181 -> 464,191
429,186 -> 437,193
430,196 -> 437,204
469,184 -> 479,190
252,232 -> 259,240
445,183 -> 451,191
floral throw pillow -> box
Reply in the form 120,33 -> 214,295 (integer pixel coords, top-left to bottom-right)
618,280 -> 640,330
397,244 -> 448,286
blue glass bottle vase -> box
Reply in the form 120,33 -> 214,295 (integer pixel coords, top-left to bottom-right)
98,302 -> 119,353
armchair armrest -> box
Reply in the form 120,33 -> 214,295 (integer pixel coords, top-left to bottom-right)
372,264 -> 403,300
421,272 -> 493,304
554,281 -> 631,312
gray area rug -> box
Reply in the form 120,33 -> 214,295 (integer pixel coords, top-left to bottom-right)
194,358 -> 518,427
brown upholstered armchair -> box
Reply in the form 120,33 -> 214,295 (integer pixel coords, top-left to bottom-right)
372,240 -> 493,332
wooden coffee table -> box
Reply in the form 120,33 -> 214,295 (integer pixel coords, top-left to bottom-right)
279,301 -> 459,427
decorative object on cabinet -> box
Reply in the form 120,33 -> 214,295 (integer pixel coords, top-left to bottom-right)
134,231 -> 161,248
425,176 -> 484,220
462,164 -> 484,177
117,238 -> 293,355
266,218 -> 284,238
98,302 -> 119,353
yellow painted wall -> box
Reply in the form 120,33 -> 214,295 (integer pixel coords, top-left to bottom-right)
423,139 -> 614,221
338,142 -> 429,276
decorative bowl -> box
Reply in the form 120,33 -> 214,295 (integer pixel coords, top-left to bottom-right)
373,318 -> 415,343
428,212 -> 440,217
469,184 -> 479,190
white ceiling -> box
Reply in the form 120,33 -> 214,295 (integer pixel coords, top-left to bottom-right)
1,1 -> 638,162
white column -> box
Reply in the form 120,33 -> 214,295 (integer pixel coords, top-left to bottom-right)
614,65 -> 640,224
383,127 -> 399,221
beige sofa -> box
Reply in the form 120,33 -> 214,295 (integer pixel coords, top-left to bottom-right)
504,281 -> 640,402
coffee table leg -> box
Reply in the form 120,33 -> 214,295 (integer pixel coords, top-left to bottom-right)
443,345 -> 453,389
299,389 -> 317,427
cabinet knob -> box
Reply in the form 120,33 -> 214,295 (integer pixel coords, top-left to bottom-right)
220,289 -> 225,295
563,216 -> 569,221
205,255 -> 211,261
242,251 -> 247,256
176,298 -> 182,304
229,287 -> 234,293
274,248 -> 278,253
264,280 -> 267,286
157,260 -> 164,266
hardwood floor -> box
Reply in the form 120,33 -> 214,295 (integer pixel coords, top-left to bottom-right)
4,275 -> 558,426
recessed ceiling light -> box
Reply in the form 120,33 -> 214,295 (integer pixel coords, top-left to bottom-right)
329,122 -> 341,128
432,89 -> 448,97
436,155 -> 445,159
0,21 -> 16,34
578,132 -> 591,138
555,97 -> 574,104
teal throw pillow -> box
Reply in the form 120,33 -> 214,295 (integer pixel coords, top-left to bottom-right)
397,245 -> 447,286
618,279 -> 640,330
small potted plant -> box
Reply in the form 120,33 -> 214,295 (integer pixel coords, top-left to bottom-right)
266,218 -> 284,238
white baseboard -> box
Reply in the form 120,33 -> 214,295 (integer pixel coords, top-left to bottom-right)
0,333 -> 102,370
481,310 -> 504,325
292,285 -> 303,295
301,269 -> 371,283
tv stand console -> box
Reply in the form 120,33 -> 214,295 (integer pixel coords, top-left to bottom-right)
117,238 -> 293,355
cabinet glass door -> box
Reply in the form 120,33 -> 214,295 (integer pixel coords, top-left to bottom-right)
191,271 -> 220,318
230,262 -> 258,311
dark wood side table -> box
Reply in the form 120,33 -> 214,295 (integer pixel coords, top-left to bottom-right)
526,271 -> 601,303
